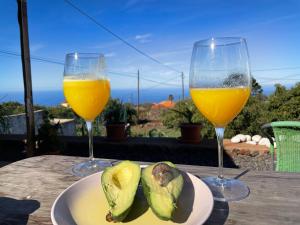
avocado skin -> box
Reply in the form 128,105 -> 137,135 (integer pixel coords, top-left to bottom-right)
101,160 -> 141,222
106,207 -> 131,222
141,162 -> 184,220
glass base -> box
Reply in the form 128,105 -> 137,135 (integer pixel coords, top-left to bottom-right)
72,159 -> 112,177
202,176 -> 249,202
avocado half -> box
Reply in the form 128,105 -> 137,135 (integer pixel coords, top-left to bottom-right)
101,160 -> 141,222
141,162 -> 184,220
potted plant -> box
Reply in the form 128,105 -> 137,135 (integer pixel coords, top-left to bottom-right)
162,100 -> 202,143
102,99 -> 137,141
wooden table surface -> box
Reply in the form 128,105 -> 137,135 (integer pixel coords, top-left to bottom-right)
0,155 -> 299,225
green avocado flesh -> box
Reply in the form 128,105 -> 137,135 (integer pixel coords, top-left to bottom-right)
141,162 -> 184,220
101,161 -> 141,222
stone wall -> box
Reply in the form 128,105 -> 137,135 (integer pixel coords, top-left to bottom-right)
226,149 -> 273,171
224,139 -> 273,171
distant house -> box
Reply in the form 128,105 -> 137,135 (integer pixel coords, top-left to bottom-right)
151,100 -> 175,110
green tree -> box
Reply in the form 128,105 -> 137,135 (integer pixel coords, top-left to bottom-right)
225,95 -> 269,137
251,77 -> 263,96
267,83 -> 300,121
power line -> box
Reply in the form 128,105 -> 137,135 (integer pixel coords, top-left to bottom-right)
0,49 -> 64,65
255,74 -> 300,80
108,71 -> 136,78
108,71 -> 178,86
143,76 -> 181,91
0,49 -> 181,87
140,76 -> 179,86
3,48 -> 298,87
259,81 -> 300,86
64,0 -> 182,74
3,49 -> 300,78
253,66 -> 300,72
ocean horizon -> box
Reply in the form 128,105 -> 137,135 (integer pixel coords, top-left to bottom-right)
0,85 -> 277,107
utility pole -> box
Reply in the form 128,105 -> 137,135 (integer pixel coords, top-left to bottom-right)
17,0 -> 35,157
137,70 -> 140,121
181,72 -> 185,100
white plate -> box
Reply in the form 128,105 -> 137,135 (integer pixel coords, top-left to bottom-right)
51,167 -> 214,225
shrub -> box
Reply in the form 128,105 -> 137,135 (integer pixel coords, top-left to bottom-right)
225,94 -> 269,137
102,98 -> 137,125
162,99 -> 215,138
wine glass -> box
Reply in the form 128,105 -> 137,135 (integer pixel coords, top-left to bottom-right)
189,37 -> 251,201
63,53 -> 111,177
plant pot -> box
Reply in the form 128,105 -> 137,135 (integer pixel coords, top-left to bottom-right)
106,123 -> 126,141
180,123 -> 202,144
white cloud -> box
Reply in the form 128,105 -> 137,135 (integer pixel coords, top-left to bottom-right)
259,13 -> 300,26
135,33 -> 152,43
152,48 -> 191,58
123,0 -> 157,12
30,43 -> 45,53
125,0 -> 140,8
105,52 -> 116,58
91,40 -> 123,49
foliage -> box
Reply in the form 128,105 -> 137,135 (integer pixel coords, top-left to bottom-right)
37,111 -> 62,154
0,81 -> 299,139
0,101 -> 45,115
162,100 -> 199,126
162,82 -> 300,138
162,99 -> 215,138
251,77 -> 263,96
168,94 -> 174,102
225,94 -> 269,137
225,83 -> 299,137
46,106 -> 75,119
102,98 -> 137,125
0,104 -> 8,133
0,101 -> 24,114
267,83 -> 300,121
148,128 -> 165,137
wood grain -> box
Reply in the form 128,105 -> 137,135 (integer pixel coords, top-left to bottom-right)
0,155 -> 299,225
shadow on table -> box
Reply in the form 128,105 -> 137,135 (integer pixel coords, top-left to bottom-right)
123,187 -> 149,222
0,197 -> 40,225
204,201 -> 229,225
172,172 -> 194,223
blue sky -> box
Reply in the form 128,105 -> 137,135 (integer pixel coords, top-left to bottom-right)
0,0 -> 300,93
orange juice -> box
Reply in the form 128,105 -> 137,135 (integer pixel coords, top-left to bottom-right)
63,79 -> 110,121
190,87 -> 250,127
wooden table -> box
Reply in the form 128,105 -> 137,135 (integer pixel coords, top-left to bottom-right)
0,155 -> 299,225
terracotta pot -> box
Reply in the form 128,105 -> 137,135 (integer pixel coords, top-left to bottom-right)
180,123 -> 201,144
106,123 -> 126,141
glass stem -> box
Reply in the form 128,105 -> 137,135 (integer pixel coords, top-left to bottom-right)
86,121 -> 94,161
215,127 -> 225,179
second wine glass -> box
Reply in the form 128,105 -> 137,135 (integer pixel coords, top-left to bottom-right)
63,53 -> 111,177
189,37 -> 251,201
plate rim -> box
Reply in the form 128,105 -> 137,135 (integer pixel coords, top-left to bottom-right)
51,164 -> 214,225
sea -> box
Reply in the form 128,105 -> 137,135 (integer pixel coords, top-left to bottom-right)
0,86 -> 277,107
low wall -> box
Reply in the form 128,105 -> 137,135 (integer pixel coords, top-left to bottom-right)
1,110 -> 44,135
0,111 -> 75,136
52,119 -> 76,136
224,139 -> 272,171
0,136 -> 273,170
